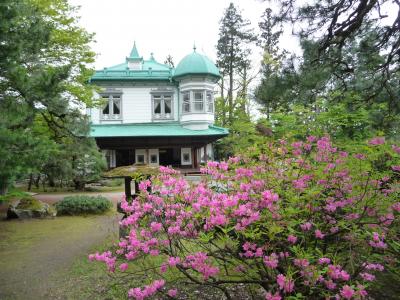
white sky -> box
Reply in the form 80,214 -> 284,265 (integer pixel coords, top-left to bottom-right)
68,0 -> 298,71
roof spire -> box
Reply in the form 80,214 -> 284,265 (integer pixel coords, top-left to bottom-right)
193,42 -> 196,52
129,41 -> 140,58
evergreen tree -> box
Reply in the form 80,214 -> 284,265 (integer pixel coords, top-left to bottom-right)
0,0 -> 103,194
255,7 -> 286,119
216,2 -> 256,125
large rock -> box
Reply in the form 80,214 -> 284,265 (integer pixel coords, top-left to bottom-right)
7,197 -> 56,219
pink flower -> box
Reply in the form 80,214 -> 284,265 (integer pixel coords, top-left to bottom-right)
368,137 -> 385,145
263,253 -> 279,269
360,272 -> 375,281
287,235 -> 297,244
167,289 -> 178,297
300,222 -> 312,231
276,274 -> 294,293
392,165 -> 400,172
150,222 -> 162,232
294,258 -> 309,268
119,263 -> 129,272
315,229 -> 325,239
265,292 -> 282,300
354,153 -> 366,160
318,257 -> 331,265
392,202 -> 400,212
392,144 -> 400,154
168,256 -> 181,267
340,285 -> 355,299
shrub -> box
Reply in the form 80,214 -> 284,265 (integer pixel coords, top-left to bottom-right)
56,195 -> 112,215
90,136 -> 400,299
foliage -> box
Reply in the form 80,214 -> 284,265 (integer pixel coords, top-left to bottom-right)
16,196 -> 44,210
0,189 -> 31,204
91,137 -> 400,299
56,195 -> 112,215
256,1 -> 400,137
216,2 -> 256,125
103,165 -> 160,182
0,0 -> 104,194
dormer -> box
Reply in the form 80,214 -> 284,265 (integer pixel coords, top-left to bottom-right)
126,42 -> 143,70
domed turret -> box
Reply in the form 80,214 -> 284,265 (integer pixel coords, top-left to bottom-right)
173,47 -> 220,80
174,47 -> 220,130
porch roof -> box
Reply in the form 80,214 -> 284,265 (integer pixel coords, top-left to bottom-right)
89,123 -> 229,138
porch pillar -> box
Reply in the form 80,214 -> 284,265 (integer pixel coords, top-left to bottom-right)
124,176 -> 132,200
192,147 -> 197,168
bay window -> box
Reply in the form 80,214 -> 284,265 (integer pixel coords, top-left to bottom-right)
181,90 -> 214,114
182,92 -> 190,113
206,91 -> 214,112
193,91 -> 204,112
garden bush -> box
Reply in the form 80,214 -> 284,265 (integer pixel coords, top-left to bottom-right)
90,136 -> 400,299
56,195 -> 112,215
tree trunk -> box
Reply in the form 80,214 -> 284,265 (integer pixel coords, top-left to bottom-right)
48,176 -> 55,187
228,38 -> 234,125
74,179 -> 85,191
28,173 -> 33,191
35,174 -> 41,189
220,77 -> 226,126
0,179 -> 8,196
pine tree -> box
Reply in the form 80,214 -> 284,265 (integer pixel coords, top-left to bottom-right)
255,7 -> 286,119
0,0 -> 103,194
216,3 -> 256,125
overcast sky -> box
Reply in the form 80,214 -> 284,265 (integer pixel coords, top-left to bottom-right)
68,0 -> 296,71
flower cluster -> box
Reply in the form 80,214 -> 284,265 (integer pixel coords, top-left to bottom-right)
90,136 -> 400,299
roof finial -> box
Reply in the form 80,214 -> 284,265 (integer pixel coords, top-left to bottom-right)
129,41 -> 140,58
193,42 -> 196,52
150,52 -> 154,60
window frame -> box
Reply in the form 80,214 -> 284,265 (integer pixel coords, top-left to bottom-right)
181,89 -> 214,114
206,91 -> 214,113
151,93 -> 174,120
100,92 -> 122,120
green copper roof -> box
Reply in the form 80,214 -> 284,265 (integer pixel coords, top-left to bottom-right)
91,42 -> 172,81
129,42 -> 140,59
173,49 -> 220,79
90,123 -> 228,138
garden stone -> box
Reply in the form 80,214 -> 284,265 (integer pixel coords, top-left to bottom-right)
7,198 -> 56,219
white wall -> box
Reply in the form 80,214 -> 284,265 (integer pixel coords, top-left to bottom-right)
89,84 -> 178,124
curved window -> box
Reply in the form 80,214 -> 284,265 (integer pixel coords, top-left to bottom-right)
181,90 -> 214,114
206,91 -> 214,113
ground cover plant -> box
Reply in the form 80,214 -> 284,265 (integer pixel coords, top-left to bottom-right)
56,195 -> 112,215
91,136 -> 400,299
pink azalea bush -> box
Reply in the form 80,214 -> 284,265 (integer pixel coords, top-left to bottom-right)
90,136 -> 400,299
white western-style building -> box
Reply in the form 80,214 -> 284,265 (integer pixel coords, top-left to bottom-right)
88,42 -> 228,169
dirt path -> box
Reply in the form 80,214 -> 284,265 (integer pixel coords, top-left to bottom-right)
0,191 -> 124,300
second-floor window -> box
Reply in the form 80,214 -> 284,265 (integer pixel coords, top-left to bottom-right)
152,94 -> 173,119
181,90 -> 214,114
101,94 -> 122,120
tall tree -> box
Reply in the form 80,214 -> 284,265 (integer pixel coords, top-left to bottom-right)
268,0 -> 400,134
255,7 -> 286,119
216,2 -> 256,125
0,0 -> 102,194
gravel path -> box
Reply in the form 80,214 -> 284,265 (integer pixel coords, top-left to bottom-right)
0,191 -> 124,300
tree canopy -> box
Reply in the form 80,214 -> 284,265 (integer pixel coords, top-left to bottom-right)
0,0 -> 104,194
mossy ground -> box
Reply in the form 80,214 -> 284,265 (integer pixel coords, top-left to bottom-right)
0,209 -> 120,300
